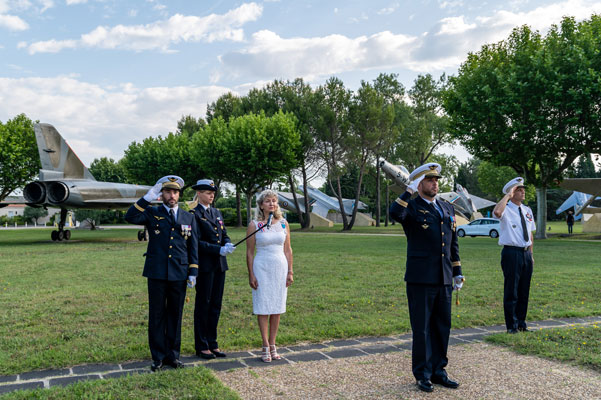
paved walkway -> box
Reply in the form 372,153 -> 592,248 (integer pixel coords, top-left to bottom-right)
1,316 -> 600,397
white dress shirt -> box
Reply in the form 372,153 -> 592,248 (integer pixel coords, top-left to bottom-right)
498,201 -> 536,247
163,204 -> 179,220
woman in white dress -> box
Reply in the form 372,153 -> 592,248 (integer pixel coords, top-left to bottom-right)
246,189 -> 294,362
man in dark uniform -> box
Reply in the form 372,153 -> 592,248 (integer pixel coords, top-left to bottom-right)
189,179 -> 235,359
390,163 -> 464,393
125,175 -> 199,371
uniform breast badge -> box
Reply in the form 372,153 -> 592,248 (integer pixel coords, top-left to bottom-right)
154,229 -> 160,235
181,224 -> 191,239
421,224 -> 429,230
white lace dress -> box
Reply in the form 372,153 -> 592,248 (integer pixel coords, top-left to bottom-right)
252,219 -> 288,315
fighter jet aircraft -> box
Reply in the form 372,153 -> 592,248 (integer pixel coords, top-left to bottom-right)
559,178 -> 601,215
379,159 -> 495,220
0,123 -> 153,241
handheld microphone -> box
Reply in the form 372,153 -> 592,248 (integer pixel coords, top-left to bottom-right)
266,212 -> 274,228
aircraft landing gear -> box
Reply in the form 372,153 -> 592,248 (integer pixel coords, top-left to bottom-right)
137,227 -> 148,241
51,208 -> 71,241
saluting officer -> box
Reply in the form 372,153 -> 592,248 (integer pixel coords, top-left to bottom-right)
189,179 -> 235,359
125,175 -> 199,371
493,177 -> 535,334
390,163 -> 464,393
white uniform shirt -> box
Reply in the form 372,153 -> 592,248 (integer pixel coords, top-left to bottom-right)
498,201 -> 536,247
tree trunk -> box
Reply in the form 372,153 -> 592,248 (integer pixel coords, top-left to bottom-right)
347,167 -> 365,231
236,188 -> 242,227
245,192 -> 253,226
329,177 -> 348,230
385,183 -> 389,227
301,165 -> 311,229
535,186 -> 547,239
375,156 -> 381,227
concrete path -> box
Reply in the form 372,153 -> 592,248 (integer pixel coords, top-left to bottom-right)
1,316 -> 600,397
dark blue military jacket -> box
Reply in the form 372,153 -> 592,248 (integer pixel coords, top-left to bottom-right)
191,205 -> 231,273
125,198 -> 199,281
390,191 -> 461,285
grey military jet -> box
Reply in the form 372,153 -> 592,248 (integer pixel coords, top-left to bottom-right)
1,123 -> 152,241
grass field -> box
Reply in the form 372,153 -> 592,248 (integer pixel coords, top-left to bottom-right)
486,324 -> 601,372
1,226 -> 600,377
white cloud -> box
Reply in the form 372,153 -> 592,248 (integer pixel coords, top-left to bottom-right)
0,76 -> 231,165
377,2 -> 399,15
218,0 -> 601,81
24,2 -> 263,54
66,0 -> 88,4
0,13 -> 28,30
39,0 -> 53,12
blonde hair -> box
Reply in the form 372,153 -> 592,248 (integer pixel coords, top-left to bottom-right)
255,189 -> 283,221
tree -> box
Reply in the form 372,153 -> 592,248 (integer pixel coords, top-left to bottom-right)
0,114 -> 40,201
194,112 -> 301,223
89,157 -> 129,183
122,131 -> 202,189
314,77 -> 353,229
444,16 -> 601,238
23,206 -> 48,224
176,115 -> 205,136
397,74 -> 452,171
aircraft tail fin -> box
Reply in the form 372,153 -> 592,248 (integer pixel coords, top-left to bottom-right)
34,123 -> 96,181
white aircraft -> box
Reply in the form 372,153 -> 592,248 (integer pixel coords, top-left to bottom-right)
559,178 -> 601,215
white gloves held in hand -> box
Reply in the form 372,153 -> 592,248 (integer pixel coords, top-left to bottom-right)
143,181 -> 163,202
187,276 -> 196,288
453,275 -> 465,291
219,242 -> 236,256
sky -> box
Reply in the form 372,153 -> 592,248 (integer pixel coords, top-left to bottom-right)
2,0 -> 601,168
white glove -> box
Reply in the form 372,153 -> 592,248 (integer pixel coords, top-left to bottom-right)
143,181 -> 163,202
225,242 -> 235,254
187,276 -> 196,288
453,275 -> 465,291
407,176 -> 424,193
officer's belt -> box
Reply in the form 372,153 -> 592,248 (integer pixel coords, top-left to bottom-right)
504,245 -> 530,252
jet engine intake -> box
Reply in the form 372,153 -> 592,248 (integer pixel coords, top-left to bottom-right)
47,181 -> 70,204
23,181 -> 46,204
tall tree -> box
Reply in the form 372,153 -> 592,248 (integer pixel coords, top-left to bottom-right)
314,77 -> 353,229
444,16 -> 601,238
176,115 -> 205,136
89,157 -> 129,183
0,114 -> 40,201
194,112 -> 301,223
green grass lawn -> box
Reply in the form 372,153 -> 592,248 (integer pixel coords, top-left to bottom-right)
486,324 -> 601,372
0,227 -> 600,377
0,365 -> 240,400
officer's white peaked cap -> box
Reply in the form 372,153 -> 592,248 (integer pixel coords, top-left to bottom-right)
409,163 -> 442,181
192,179 -> 217,191
158,175 -> 184,191
503,177 -> 526,194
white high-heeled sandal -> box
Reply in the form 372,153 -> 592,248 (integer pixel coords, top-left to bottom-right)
261,346 -> 272,363
269,344 -> 281,360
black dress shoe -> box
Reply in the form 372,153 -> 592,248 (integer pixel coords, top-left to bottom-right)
416,379 -> 433,392
431,375 -> 459,389
197,351 -> 216,360
164,359 -> 185,369
150,360 -> 162,372
507,329 -> 518,334
518,326 -> 530,332
210,349 -> 227,358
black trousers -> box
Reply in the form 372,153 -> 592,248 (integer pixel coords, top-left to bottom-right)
567,223 -> 573,234
406,283 -> 453,381
501,247 -> 533,330
194,269 -> 226,352
147,278 -> 187,362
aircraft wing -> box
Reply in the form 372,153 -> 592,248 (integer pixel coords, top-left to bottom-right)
470,195 -> 496,210
559,178 -> 601,196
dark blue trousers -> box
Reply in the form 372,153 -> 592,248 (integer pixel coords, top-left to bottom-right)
147,278 -> 187,363
501,247 -> 533,330
194,270 -> 226,352
406,283 -> 453,381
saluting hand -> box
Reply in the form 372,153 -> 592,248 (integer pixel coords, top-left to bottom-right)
143,181 -> 163,202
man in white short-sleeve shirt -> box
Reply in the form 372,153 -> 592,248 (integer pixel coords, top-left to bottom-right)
493,177 -> 536,334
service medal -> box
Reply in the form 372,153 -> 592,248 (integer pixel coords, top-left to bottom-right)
154,229 -> 160,235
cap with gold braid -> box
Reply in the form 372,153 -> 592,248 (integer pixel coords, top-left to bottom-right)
502,177 -> 526,194
158,175 -> 184,191
409,163 -> 442,181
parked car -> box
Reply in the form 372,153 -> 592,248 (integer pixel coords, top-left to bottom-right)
456,218 -> 500,238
